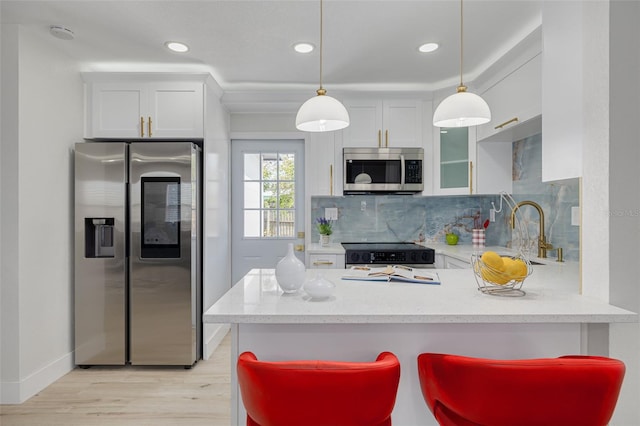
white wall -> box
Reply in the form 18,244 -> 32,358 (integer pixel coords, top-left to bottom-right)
202,77 -> 232,357
1,25 -> 83,403
608,1 -> 640,423
1,23 -> 21,403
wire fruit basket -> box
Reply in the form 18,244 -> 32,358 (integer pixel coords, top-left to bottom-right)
471,193 -> 532,297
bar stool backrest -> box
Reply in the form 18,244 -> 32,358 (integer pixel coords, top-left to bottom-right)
237,351 -> 401,426
417,353 -> 625,426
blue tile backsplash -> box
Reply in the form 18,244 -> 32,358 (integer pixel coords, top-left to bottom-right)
312,133 -> 579,261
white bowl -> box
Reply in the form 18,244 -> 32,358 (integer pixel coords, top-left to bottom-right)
304,273 -> 336,299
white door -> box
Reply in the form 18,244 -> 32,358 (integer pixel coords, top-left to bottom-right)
231,140 -> 305,285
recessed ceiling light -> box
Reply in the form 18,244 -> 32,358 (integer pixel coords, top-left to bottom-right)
50,25 -> 74,40
418,42 -> 439,53
165,41 -> 189,53
293,42 -> 315,54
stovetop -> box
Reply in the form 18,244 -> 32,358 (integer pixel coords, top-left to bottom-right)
341,242 -> 435,265
341,242 -> 428,251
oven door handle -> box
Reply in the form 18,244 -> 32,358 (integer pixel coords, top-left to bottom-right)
400,154 -> 405,190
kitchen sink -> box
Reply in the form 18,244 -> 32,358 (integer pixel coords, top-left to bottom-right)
497,254 -> 544,265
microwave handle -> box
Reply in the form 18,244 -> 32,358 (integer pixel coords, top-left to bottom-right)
400,154 -> 405,189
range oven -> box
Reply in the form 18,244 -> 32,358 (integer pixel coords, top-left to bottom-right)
342,242 -> 435,268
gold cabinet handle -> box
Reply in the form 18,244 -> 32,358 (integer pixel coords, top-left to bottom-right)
469,161 -> 473,195
140,117 -> 145,137
378,130 -> 382,147
495,117 -> 519,130
313,261 -> 334,266
330,164 -> 333,196
148,116 -> 152,137
385,129 -> 389,147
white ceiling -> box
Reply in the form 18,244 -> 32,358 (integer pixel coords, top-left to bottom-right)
1,0 -> 542,94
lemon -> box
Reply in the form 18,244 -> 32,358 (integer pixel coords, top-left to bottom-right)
480,267 -> 510,285
480,251 -> 505,272
511,259 -> 528,282
501,257 -> 518,281
478,252 -> 509,285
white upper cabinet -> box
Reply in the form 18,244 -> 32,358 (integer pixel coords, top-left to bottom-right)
476,54 -> 542,142
306,132 -> 342,196
342,98 -> 423,148
541,2 -> 583,181
432,126 -> 477,195
84,76 -> 204,139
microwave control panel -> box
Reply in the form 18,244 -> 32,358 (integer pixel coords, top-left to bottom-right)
405,160 -> 422,183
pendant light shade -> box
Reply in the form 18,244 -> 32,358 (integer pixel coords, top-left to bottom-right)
433,86 -> 491,127
296,89 -> 350,132
433,0 -> 490,128
296,0 -> 349,132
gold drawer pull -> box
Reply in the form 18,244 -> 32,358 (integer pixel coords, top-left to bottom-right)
140,116 -> 144,137
313,261 -> 334,265
495,117 -> 519,130
148,116 -> 152,137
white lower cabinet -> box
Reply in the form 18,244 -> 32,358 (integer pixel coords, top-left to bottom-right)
308,254 -> 342,269
306,244 -> 346,269
435,254 -> 471,269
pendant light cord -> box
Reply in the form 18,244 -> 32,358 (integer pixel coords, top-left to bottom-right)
459,0 -> 464,88
319,0 -> 324,91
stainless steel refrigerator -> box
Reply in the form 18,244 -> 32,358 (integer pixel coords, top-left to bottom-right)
74,142 -> 202,367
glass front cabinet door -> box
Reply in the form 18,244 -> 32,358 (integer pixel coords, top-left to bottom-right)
434,126 -> 476,195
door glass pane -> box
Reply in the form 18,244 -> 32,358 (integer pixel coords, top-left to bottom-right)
278,182 -> 295,208
244,153 -> 261,180
244,210 -> 260,237
262,154 -> 277,180
279,210 -> 295,237
244,182 -> 260,209
278,153 -> 295,180
262,210 -> 277,237
262,182 -> 277,209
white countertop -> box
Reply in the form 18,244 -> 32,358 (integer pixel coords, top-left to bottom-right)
306,241 -> 561,265
306,243 -> 345,254
204,261 -> 637,325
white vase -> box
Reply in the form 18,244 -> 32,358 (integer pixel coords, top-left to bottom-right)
304,272 -> 336,300
320,234 -> 330,246
275,243 -> 306,293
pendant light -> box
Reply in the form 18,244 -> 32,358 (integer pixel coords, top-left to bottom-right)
433,0 -> 490,128
296,0 -> 350,132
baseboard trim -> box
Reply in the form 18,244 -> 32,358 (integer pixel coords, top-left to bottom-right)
1,350 -> 74,404
203,323 -> 230,360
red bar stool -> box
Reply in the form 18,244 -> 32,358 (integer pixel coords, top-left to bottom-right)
417,353 -> 625,426
237,351 -> 401,426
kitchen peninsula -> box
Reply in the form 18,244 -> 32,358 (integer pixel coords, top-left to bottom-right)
204,256 -> 637,426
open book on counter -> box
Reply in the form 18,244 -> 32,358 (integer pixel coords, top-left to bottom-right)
342,265 -> 441,285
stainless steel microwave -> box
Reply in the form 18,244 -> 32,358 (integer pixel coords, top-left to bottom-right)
343,147 -> 424,194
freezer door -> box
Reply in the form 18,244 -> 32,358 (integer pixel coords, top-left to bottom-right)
129,142 -> 200,366
74,142 -> 127,365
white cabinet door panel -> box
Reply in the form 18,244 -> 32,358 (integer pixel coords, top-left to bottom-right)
91,83 -> 145,138
148,83 -> 204,138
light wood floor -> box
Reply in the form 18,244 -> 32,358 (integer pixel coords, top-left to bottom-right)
0,334 -> 231,426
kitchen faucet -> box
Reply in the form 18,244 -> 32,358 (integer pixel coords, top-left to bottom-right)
510,200 -> 553,258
